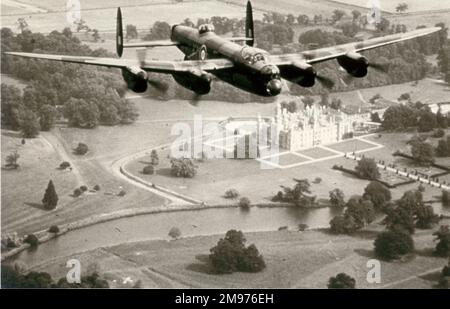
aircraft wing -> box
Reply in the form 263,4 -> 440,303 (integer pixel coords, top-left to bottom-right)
4,52 -> 235,73
268,27 -> 441,65
123,40 -> 180,48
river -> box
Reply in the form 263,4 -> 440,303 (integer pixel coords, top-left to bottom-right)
15,206 -> 343,267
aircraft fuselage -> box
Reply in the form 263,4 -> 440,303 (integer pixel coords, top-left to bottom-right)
171,25 -> 283,97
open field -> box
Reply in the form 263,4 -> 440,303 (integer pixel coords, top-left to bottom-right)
330,78 -> 450,109
29,219 -> 450,288
335,0 -> 450,13
0,0 -> 264,34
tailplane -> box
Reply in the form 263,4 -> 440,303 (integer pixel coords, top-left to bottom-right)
245,0 -> 254,47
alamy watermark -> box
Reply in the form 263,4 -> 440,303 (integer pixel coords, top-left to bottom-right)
170,115 -> 280,169
367,0 -> 382,24
66,0 -> 82,25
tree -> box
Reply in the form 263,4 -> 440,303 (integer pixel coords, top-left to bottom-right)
74,143 -> 89,155
209,230 -> 265,274
286,14 -> 296,26
346,197 -> 376,226
24,234 -> 39,248
48,225 -> 60,234
415,205 -> 439,229
144,21 -> 171,40
355,158 -> 380,180
433,225 -> 450,257
126,24 -> 138,40
19,110 -> 40,138
436,109 -> 448,128
297,14 -> 310,25
168,227 -> 181,240
396,3 -> 409,13
5,150 -> 20,169
42,180 -> 58,210
331,10 -> 346,24
436,137 -> 450,157
383,205 -> 416,234
16,18 -> 29,33
329,214 -> 359,234
363,181 -> 391,210
224,189 -> 239,199
1,84 -> 23,130
238,197 -> 251,209
411,140 -> 434,166
328,273 -> 356,289
276,179 -> 316,207
351,10 -> 361,22
143,165 -> 154,175
371,112 -> 382,123
382,105 -> 417,130
418,111 -> 437,132
443,190 -> 450,207
170,158 -> 197,178
39,104 -> 57,131
91,29 -> 100,42
150,149 -> 159,165
374,231 -> 414,260
329,188 -> 345,208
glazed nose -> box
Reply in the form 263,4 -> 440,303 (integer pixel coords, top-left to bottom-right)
266,79 -> 282,96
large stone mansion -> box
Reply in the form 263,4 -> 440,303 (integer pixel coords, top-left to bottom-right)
273,101 -> 366,151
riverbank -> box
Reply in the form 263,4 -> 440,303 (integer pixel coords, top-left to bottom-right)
24,220 -> 450,289
1,201 -> 329,261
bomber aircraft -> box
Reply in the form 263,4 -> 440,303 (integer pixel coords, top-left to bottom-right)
5,1 -> 442,97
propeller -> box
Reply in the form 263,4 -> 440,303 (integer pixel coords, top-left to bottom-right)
148,79 -> 169,92
315,74 -> 335,89
369,62 -> 390,73
189,93 -> 203,106
136,48 -> 168,93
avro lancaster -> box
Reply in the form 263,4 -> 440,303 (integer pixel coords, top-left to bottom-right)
5,1 -> 441,97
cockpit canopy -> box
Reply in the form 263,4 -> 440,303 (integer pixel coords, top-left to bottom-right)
198,24 -> 215,35
240,46 -> 268,65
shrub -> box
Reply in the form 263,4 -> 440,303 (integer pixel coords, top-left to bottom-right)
327,273 -> 356,289
79,185 -> 88,192
238,197 -> 251,209
48,225 -> 60,234
374,231 -> 414,260
73,188 -> 82,197
24,234 -> 39,248
224,189 -> 239,199
143,165 -> 154,175
433,129 -> 445,138
298,224 -> 308,231
363,181 -> 391,210
93,184 -> 100,191
168,227 -> 181,240
355,158 -> 380,180
74,143 -> 89,155
118,190 -> 126,197
170,158 -> 197,178
433,226 -> 450,257
329,188 -> 345,208
59,161 -> 71,169
329,214 -> 359,234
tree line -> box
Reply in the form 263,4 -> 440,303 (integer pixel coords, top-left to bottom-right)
1,27 -> 138,137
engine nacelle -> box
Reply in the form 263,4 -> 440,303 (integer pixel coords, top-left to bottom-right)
122,66 -> 148,93
280,61 -> 316,87
337,52 -> 369,78
172,69 -> 212,95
